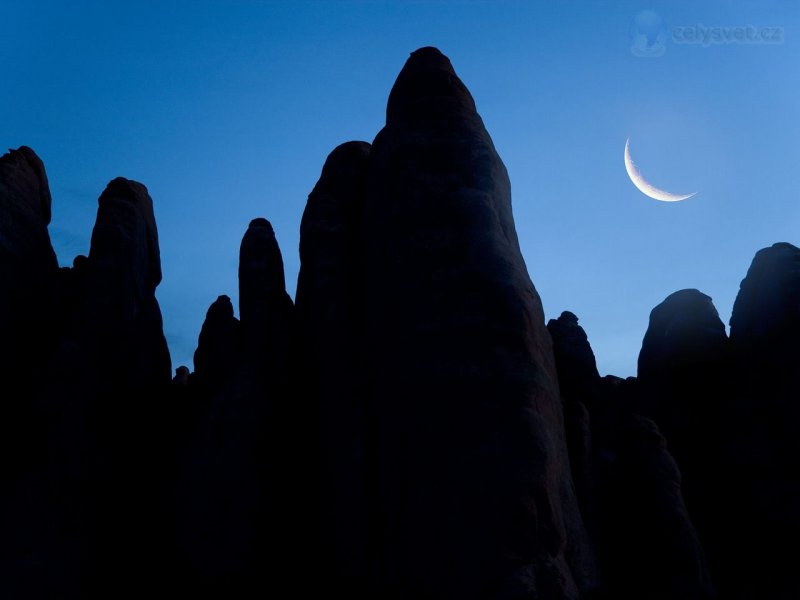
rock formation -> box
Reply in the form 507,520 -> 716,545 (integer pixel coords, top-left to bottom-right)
172,365 -> 190,386
547,311 -> 599,513
77,177 -> 171,387
730,244 -> 800,441
192,294 -> 242,391
69,177 -> 172,597
593,416 -> 715,600
2,49 -> 800,600
0,146 -> 58,484
0,146 -> 62,597
634,289 -> 733,595
239,218 -> 294,356
295,140 -> 371,591
639,289 -> 729,386
547,308 -> 715,599
0,172 -> 173,599
0,147 -> 58,342
548,311 -> 601,401
173,218 -> 296,598
358,47 -> 596,597
724,242 -> 800,600
636,289 -> 731,490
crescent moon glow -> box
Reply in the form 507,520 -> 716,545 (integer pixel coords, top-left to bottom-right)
624,138 -> 696,202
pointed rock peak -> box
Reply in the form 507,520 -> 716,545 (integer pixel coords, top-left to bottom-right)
406,46 -> 453,71
547,310 -> 584,333
96,177 -> 157,222
173,365 -> 190,385
0,145 -> 48,187
386,46 -> 477,127
0,145 -> 42,165
302,141 -> 371,224
730,241 -> 800,340
638,289 -> 728,381
240,218 -> 285,289
101,176 -> 150,201
738,242 -> 800,283
662,288 -> 713,304
297,140 -> 370,311
0,145 -> 52,223
557,310 -> 580,326
194,293 -> 242,380
320,141 -> 371,177
648,288 -> 723,328
735,242 -> 800,295
92,176 -> 162,289
547,309 -> 600,389
239,217 -> 288,326
241,218 -> 284,278
763,241 -> 799,254
73,254 -> 88,269
106,177 -> 147,195
208,294 -> 235,321
0,145 -> 33,165
300,142 -> 372,232
247,217 -> 274,234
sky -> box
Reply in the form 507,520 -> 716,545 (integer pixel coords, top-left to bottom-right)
3,0 -> 798,377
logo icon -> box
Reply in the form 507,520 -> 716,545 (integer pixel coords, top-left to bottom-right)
630,10 -> 667,57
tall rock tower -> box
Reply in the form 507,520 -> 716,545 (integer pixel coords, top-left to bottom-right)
299,47 -> 596,598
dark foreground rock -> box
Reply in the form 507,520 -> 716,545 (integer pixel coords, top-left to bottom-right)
172,218 -> 296,598
0,174 -> 173,599
295,140 -> 372,592
548,310 -> 716,599
547,311 -> 600,514
724,242 -> 800,600
0,146 -> 59,487
358,47 -> 596,598
636,289 -> 731,492
2,51 -> 800,600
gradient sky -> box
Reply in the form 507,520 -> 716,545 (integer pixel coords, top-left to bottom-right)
3,1 -> 798,376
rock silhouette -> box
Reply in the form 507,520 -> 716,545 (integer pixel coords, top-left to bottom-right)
1,48 -> 799,599
295,140 -> 371,592
0,145 -> 57,347
594,416 -> 715,600
77,177 -> 172,597
547,309 -> 715,599
730,244 -> 800,451
78,177 -> 171,387
359,47 -> 596,598
724,242 -> 800,600
172,218 -> 297,598
636,290 -> 733,577
0,173 -> 172,599
0,147 -> 58,485
637,289 -> 731,489
0,146 -> 62,597
547,311 -> 599,514
548,311 -> 601,401
239,218 -> 294,354
192,295 -> 242,391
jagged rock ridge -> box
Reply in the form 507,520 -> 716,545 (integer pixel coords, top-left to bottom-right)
0,49 -> 799,600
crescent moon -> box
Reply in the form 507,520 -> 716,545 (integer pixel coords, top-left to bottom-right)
624,138 -> 696,202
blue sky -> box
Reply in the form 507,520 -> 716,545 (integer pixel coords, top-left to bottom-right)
3,1 -> 798,376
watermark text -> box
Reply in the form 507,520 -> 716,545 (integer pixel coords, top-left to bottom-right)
672,24 -> 783,46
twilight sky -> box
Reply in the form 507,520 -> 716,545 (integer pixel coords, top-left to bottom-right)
3,0 -> 798,376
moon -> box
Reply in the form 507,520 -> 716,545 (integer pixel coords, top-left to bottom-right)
624,138 -> 696,202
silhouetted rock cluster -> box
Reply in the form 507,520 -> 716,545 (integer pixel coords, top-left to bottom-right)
1,48 -> 799,599
0,166 -> 172,598
295,140 -> 370,591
